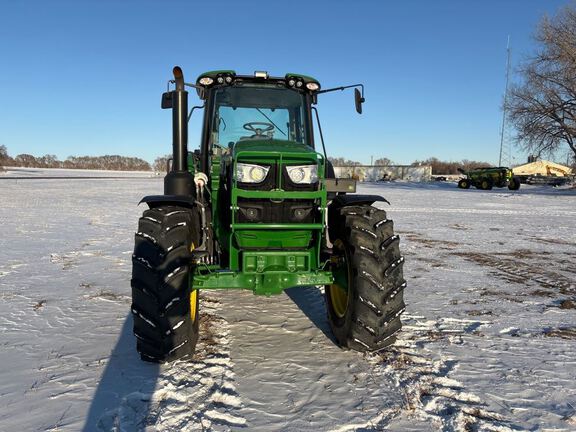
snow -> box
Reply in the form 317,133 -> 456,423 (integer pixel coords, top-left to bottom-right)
0,170 -> 575,431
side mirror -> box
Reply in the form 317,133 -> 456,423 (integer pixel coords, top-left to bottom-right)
354,88 -> 365,114
161,91 -> 173,109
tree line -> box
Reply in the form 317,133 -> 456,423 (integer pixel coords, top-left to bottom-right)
329,156 -> 493,174
0,145 -> 500,176
0,145 -> 151,171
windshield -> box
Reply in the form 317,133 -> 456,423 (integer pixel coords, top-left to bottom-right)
211,86 -> 310,148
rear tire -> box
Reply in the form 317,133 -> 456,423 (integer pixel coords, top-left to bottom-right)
326,205 -> 406,352
131,205 -> 201,363
478,178 -> 493,190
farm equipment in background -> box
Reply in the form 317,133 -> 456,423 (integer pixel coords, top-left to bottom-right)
522,165 -> 573,186
525,174 -> 571,186
457,167 -> 520,190
130,67 -> 406,362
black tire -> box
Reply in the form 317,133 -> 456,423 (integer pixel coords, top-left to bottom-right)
131,205 -> 201,363
508,177 -> 521,190
458,179 -> 470,189
478,178 -> 493,190
326,205 -> 406,352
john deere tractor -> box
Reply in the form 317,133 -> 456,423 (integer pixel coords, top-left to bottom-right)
457,167 -> 521,191
131,67 -> 406,362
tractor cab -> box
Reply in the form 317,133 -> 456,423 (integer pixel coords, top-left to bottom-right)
194,71 -> 321,167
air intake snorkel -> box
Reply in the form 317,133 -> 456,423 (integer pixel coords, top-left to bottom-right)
162,66 -> 195,197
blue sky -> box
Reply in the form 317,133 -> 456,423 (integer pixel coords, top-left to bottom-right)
0,0 -> 572,165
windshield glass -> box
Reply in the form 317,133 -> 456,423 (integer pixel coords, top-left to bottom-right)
211,86 -> 310,148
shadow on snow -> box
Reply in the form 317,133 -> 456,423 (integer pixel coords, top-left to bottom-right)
82,314 -> 159,432
285,285 -> 338,346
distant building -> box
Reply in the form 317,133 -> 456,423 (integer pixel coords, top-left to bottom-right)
512,160 -> 572,177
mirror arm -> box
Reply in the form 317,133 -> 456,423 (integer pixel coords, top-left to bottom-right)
167,79 -> 204,92
317,83 -> 364,98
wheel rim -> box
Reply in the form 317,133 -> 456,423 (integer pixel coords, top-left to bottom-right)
189,242 -> 197,323
190,289 -> 198,322
329,241 -> 349,318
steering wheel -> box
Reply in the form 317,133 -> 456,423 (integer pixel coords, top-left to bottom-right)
243,122 -> 274,137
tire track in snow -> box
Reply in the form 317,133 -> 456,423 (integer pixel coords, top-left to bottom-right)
368,314 -> 517,431
215,286 -> 404,431
97,294 -> 246,431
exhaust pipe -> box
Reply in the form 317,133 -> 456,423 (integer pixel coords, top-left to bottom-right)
163,66 -> 195,197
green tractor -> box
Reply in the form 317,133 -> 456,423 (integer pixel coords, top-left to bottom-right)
131,67 -> 406,362
457,167 -> 521,191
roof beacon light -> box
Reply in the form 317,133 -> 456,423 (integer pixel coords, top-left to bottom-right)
254,71 -> 269,79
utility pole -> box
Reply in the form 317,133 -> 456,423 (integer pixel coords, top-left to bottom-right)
499,36 -> 512,167
370,155 -> 373,166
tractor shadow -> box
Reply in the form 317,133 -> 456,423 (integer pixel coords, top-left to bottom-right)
285,286 -> 338,346
82,314 -> 159,432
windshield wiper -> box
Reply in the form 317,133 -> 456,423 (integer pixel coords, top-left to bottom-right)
256,108 -> 287,137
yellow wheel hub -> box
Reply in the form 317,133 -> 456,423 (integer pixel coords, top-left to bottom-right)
189,242 -> 198,323
190,289 -> 198,323
329,283 -> 348,318
328,239 -> 349,319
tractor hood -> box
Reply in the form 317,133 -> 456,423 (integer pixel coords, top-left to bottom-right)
233,139 -> 317,157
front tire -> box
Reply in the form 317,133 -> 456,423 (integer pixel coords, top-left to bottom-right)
326,205 -> 406,352
458,179 -> 471,189
508,177 -> 521,190
131,205 -> 201,363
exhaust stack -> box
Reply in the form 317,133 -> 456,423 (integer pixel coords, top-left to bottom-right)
163,66 -> 195,197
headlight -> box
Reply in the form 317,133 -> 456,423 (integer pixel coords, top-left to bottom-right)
286,164 -> 318,184
306,82 -> 320,91
236,163 -> 270,183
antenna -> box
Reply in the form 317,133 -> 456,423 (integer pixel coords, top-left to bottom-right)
498,36 -> 513,167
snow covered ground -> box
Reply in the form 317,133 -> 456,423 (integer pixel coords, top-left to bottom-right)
0,169 -> 575,431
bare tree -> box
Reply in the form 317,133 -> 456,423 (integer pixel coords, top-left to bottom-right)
0,145 -> 8,171
327,157 -> 361,167
373,157 -> 392,166
410,157 -> 492,175
507,5 -> 576,160
14,154 -> 39,167
153,155 -> 171,172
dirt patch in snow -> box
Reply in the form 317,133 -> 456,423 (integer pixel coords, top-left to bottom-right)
543,327 -> 576,339
559,299 -> 576,309
454,251 -> 575,295
398,230 -> 461,249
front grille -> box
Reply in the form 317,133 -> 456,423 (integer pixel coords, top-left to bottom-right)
237,198 -> 318,223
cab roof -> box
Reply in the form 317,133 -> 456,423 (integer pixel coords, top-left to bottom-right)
195,70 -> 321,92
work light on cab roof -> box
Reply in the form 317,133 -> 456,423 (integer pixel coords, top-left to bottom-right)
194,70 -> 322,94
